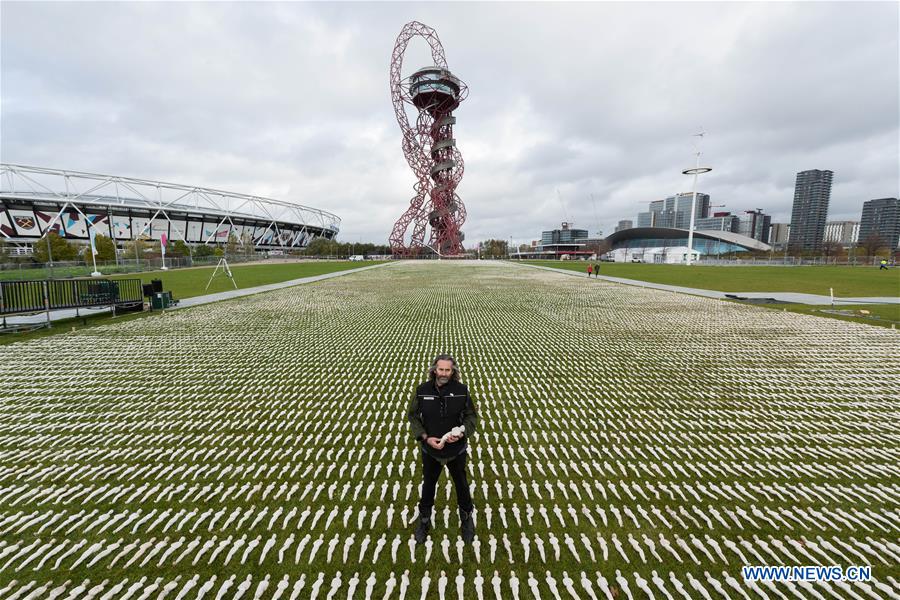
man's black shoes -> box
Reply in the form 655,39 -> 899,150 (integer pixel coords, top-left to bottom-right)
414,515 -> 431,544
460,509 -> 475,544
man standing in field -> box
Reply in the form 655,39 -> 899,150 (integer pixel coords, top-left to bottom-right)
407,354 -> 479,544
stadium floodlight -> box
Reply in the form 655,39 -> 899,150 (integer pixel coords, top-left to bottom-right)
682,132 -> 712,266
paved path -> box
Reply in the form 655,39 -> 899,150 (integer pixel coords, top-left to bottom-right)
3,262 -> 391,327
521,263 -> 900,305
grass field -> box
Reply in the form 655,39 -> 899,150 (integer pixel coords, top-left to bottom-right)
108,260 -> 386,299
0,261 -> 897,599
522,260 -> 900,298
0,261 -> 383,346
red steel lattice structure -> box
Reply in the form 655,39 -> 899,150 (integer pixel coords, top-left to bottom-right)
389,22 -> 468,257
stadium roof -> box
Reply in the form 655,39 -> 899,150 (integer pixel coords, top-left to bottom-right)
0,163 -> 341,234
605,226 -> 771,252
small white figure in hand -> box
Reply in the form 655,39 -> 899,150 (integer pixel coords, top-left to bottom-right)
430,426 -> 465,450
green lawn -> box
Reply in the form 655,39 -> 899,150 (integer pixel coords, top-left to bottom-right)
109,260 -> 386,299
522,260 -> 900,297
0,261 -> 385,345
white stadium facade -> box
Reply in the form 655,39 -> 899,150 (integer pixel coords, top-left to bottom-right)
0,164 -> 341,252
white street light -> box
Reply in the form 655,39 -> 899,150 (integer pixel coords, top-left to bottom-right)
682,132 -> 712,266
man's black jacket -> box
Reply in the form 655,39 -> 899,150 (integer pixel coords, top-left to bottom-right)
407,379 -> 478,459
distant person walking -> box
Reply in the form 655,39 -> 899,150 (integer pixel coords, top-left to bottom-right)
594,263 -> 601,277
880,259 -> 889,270
586,264 -> 593,277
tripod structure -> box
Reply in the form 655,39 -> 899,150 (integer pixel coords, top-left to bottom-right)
388,21 -> 468,257
205,257 -> 238,291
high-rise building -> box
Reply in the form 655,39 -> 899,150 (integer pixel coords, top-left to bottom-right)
769,223 -> 789,248
636,212 -> 655,227
637,193 -> 709,230
858,198 -> 900,249
670,193 -> 710,228
736,209 -> 772,244
695,214 -> 737,232
824,221 -> 860,246
614,220 -> 633,232
788,170 -> 833,251
540,222 -> 589,245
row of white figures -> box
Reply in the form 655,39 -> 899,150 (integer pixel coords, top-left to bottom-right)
8,418 -> 892,473
3,495 -> 896,545
1,529 -> 896,572
2,374 -> 891,426
0,569 -> 898,600
4,414 -> 892,474
3,430 -> 894,488
2,472 -> 895,515
0,462 -> 900,505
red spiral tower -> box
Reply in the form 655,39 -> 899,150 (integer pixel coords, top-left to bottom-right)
389,21 -> 468,257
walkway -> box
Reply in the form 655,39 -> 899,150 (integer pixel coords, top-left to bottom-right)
2,262 -> 391,327
521,263 -> 900,306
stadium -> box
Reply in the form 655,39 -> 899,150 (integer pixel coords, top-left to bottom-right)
0,164 -> 341,252
604,226 -> 772,263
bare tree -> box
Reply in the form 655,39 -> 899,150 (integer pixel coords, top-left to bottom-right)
585,239 -> 611,258
859,234 -> 886,260
821,240 -> 842,262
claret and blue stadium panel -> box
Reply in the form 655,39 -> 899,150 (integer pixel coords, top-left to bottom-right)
0,164 -> 341,249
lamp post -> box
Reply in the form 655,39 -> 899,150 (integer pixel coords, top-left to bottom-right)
783,224 -> 791,264
682,132 -> 712,266
44,233 -> 54,279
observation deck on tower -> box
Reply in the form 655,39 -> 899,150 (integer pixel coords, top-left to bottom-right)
408,66 -> 463,113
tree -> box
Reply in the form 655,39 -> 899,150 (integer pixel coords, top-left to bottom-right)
820,241 -> 843,262
193,243 -> 215,258
82,233 -> 116,262
225,232 -> 239,257
33,231 -> 79,263
585,239 -> 611,258
123,237 -> 148,260
481,239 -> 508,258
240,232 -> 256,257
859,234 -> 886,260
168,239 -> 190,257
303,237 -> 339,256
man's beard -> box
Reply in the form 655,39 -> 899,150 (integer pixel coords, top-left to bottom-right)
436,376 -> 450,386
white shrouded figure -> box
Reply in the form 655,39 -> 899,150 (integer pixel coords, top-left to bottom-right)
433,426 -> 465,450
438,570 -> 448,600
289,575 -> 308,600
194,576 -> 216,600
363,573 -> 377,600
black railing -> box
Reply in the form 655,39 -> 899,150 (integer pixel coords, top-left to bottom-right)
0,278 -> 143,316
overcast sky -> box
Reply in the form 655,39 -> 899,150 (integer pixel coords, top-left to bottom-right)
2,1 -> 898,245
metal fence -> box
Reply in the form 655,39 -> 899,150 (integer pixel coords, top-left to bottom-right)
0,278 -> 143,316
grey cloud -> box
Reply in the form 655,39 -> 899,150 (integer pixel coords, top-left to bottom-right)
2,1 -> 897,244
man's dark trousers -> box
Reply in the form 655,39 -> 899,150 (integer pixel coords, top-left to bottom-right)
418,450 -> 473,517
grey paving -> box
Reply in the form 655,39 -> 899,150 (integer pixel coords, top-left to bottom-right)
2,262 -> 391,327
521,263 -> 900,305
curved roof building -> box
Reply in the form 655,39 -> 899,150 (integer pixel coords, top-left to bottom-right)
605,226 -> 771,263
0,164 -> 340,249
